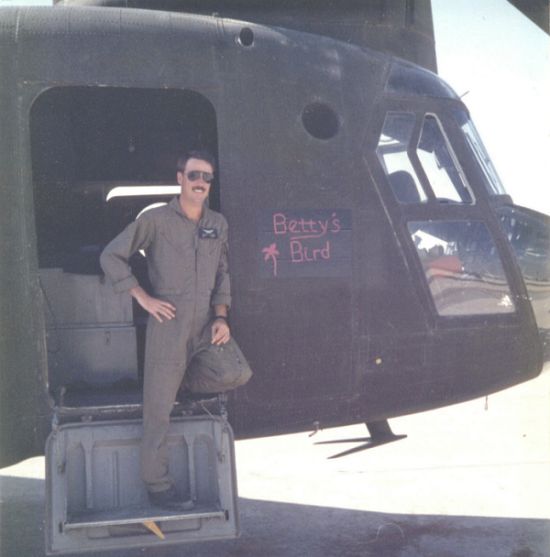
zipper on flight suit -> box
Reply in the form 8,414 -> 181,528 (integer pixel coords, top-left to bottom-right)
192,222 -> 199,332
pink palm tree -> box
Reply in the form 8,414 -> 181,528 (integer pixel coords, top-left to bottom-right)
262,243 -> 280,277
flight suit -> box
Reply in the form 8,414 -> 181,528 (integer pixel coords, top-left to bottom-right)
100,197 -> 251,493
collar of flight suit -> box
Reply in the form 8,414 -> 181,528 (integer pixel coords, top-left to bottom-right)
168,196 -> 212,226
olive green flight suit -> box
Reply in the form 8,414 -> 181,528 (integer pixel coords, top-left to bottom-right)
100,197 -> 251,493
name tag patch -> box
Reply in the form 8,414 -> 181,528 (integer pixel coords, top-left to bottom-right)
199,227 -> 218,239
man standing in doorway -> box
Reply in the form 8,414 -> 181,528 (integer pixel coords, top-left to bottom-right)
100,150 -> 251,510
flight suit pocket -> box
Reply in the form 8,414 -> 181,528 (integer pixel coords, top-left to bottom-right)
198,236 -> 221,258
159,229 -> 194,257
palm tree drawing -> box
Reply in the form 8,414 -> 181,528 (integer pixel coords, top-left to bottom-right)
262,243 -> 280,277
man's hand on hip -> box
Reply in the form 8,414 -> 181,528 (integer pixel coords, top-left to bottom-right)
130,286 -> 176,323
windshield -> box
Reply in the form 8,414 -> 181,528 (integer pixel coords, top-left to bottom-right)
376,111 -> 474,205
408,220 -> 515,316
454,109 -> 506,196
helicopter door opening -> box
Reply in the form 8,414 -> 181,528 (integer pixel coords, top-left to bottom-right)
30,86 -> 218,410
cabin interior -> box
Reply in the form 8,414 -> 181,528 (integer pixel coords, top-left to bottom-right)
31,86 -> 219,410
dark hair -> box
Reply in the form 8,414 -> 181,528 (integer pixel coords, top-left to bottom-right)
176,150 -> 216,173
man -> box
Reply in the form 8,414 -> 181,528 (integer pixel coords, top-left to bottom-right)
100,150 -> 251,510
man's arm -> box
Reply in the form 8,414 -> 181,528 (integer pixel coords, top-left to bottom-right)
210,219 -> 231,345
210,219 -> 231,308
100,215 -> 175,323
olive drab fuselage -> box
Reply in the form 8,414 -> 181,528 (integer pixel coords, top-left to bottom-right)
0,5 -> 547,469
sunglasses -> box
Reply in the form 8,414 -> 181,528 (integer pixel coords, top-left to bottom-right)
186,170 -> 214,183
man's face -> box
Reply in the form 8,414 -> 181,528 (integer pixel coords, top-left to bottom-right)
177,157 -> 214,206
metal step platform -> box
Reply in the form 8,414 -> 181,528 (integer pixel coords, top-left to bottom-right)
46,415 -> 239,554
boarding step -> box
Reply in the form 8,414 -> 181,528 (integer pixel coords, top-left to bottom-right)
64,504 -> 228,530
46,415 -> 239,554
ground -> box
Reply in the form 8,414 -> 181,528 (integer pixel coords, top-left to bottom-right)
1,367 -> 549,557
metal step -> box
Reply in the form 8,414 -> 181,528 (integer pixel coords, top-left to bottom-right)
46,416 -> 239,554
65,504 -> 227,530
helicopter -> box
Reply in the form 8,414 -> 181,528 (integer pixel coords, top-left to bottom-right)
0,0 -> 548,553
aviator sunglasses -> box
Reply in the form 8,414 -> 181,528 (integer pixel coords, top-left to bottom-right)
186,170 -> 214,183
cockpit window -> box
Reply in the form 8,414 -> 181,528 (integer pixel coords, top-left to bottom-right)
376,112 -> 427,204
377,111 -> 473,205
417,114 -> 473,204
454,109 -> 506,196
408,220 -> 515,316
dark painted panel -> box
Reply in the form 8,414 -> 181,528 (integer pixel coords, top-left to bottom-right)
258,209 -> 352,278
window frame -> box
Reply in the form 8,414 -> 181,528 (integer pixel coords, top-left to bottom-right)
374,109 -> 475,208
416,112 -> 475,206
407,219 -> 517,318
375,110 -> 429,204
365,99 -> 528,328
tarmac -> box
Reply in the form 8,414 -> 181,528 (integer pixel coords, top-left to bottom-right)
1,367 -> 549,557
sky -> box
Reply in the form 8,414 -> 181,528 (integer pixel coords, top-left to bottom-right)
432,0 -> 550,214
1,0 -> 549,214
